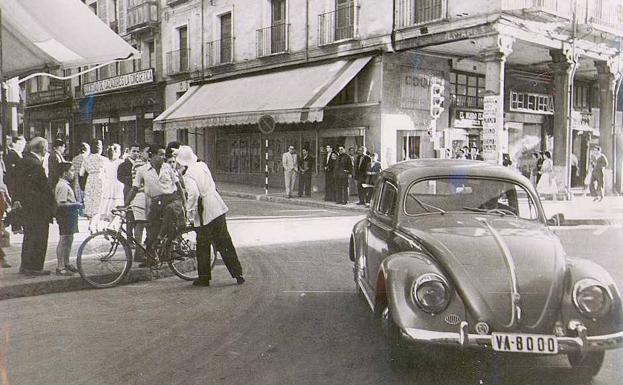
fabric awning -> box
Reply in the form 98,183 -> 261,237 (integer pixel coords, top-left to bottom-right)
154,56 -> 372,130
0,0 -> 139,78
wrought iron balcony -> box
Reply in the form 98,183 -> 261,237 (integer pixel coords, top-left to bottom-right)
396,0 -> 446,29
27,87 -> 71,106
579,0 -> 623,31
318,2 -> 359,46
127,0 -> 159,33
206,38 -> 234,67
257,22 -> 289,57
166,49 -> 191,75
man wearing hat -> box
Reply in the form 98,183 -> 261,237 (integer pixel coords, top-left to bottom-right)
48,138 -> 67,190
176,145 -> 244,286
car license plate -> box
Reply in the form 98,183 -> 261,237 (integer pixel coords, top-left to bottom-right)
492,333 -> 558,354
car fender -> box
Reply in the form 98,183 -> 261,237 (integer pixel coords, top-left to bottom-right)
377,252 -> 466,333
562,258 -> 623,335
350,218 -> 368,262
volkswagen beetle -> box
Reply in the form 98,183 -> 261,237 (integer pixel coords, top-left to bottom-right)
349,160 -> 623,378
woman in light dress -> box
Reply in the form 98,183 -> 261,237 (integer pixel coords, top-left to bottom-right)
80,140 -> 107,228
536,151 -> 557,200
98,144 -> 125,221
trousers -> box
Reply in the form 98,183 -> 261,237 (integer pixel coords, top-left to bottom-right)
284,169 -> 297,197
21,220 -> 50,271
195,214 -> 243,280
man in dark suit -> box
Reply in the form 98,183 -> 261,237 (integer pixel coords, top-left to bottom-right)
323,144 -> 336,201
297,148 -> 315,197
13,137 -> 56,276
117,143 -> 141,238
5,136 -> 26,233
47,138 -> 67,190
333,146 -> 353,205
354,146 -> 371,205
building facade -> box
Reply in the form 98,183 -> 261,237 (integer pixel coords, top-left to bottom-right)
18,0 -> 623,194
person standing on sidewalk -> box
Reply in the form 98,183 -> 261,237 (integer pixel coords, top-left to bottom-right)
71,142 -> 90,217
323,144 -> 336,202
47,138 -> 67,190
334,146 -> 353,205
297,148 -> 314,197
54,162 -> 81,276
365,152 -> 381,205
282,145 -> 298,198
590,146 -> 608,202
176,146 -> 244,287
13,137 -> 56,276
117,143 -> 141,238
0,167 -> 12,268
80,140 -> 107,231
354,146 -> 371,205
5,136 -> 26,234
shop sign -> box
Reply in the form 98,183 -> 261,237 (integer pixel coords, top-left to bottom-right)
482,95 -> 500,159
571,111 -> 592,132
400,71 -> 444,110
454,110 -> 483,128
83,69 -> 154,95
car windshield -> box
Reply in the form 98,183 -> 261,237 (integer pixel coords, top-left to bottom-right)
404,177 -> 540,221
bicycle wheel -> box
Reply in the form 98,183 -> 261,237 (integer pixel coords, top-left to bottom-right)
77,230 -> 132,288
168,227 -> 199,281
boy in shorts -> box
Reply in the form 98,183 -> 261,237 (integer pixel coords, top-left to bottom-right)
55,162 -> 81,275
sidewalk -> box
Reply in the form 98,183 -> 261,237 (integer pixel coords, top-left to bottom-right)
0,182 -> 621,302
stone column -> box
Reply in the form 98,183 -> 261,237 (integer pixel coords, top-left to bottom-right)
549,49 -> 575,198
596,61 -> 616,174
480,36 -> 514,164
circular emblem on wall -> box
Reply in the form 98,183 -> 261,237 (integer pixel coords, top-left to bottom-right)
258,114 -> 276,135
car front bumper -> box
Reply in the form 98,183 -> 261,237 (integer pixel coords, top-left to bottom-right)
403,321 -> 623,353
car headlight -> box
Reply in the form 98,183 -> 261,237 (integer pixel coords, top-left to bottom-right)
412,273 -> 451,314
573,279 -> 612,317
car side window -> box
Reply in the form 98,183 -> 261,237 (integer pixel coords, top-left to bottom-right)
376,181 -> 398,217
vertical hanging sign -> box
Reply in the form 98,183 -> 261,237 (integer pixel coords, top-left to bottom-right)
482,95 -> 500,163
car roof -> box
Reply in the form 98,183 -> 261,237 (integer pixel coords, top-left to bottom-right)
381,159 -> 533,188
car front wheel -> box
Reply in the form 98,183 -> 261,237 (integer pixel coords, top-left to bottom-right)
567,351 -> 605,379
381,306 -> 412,368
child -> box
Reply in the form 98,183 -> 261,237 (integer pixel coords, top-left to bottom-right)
54,162 -> 81,276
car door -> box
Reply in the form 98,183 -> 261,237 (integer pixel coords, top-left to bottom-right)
365,179 -> 398,290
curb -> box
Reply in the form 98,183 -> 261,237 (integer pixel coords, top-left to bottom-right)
0,266 -> 184,302
220,190 -> 368,213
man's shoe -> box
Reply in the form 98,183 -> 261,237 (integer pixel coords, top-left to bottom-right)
1,261 -> 11,268
65,265 -> 78,273
236,276 -> 245,285
55,268 -> 74,276
192,278 -> 210,287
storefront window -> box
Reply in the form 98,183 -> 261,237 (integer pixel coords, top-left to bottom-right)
450,72 -> 484,108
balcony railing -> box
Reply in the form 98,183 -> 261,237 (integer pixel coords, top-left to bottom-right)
206,38 -> 234,67
318,2 -> 359,46
396,0 -> 446,29
166,49 -> 191,75
580,0 -> 623,30
257,22 -> 289,57
127,0 -> 159,32
28,87 -> 71,106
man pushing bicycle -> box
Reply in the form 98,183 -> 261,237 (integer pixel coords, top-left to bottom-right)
124,144 -> 186,267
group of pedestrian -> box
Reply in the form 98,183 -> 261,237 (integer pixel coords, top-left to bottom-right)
281,145 -> 317,198
322,144 -> 380,206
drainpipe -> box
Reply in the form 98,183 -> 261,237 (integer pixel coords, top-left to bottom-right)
201,0 -> 205,75
390,0 -> 397,52
612,68 -> 622,194
564,0 -> 579,200
305,0 -> 309,62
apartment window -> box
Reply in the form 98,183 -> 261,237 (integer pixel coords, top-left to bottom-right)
148,41 -> 156,69
271,0 -> 287,53
414,0 -> 444,24
574,84 -> 591,110
178,26 -> 189,72
335,0 -> 355,41
450,72 -> 484,109
220,13 -> 233,63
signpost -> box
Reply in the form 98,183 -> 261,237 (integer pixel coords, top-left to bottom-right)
258,115 -> 276,196
482,95 -> 500,163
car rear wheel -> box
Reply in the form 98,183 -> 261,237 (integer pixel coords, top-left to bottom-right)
567,351 -> 605,379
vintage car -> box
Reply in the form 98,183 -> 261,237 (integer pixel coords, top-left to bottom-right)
349,159 -> 623,377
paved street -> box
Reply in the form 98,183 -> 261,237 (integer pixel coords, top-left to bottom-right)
0,197 -> 622,385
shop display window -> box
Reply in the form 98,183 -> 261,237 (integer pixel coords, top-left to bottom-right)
450,71 -> 484,109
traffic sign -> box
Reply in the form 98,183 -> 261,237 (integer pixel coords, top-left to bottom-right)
258,114 -> 276,135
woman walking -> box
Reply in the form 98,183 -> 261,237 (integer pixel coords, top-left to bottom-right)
80,139 -> 106,230
98,144 -> 125,221
536,151 -> 557,200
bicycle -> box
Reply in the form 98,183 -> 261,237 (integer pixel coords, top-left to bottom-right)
76,207 -> 209,288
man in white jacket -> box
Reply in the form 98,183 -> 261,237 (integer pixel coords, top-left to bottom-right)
281,145 -> 298,198
176,146 -> 244,287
